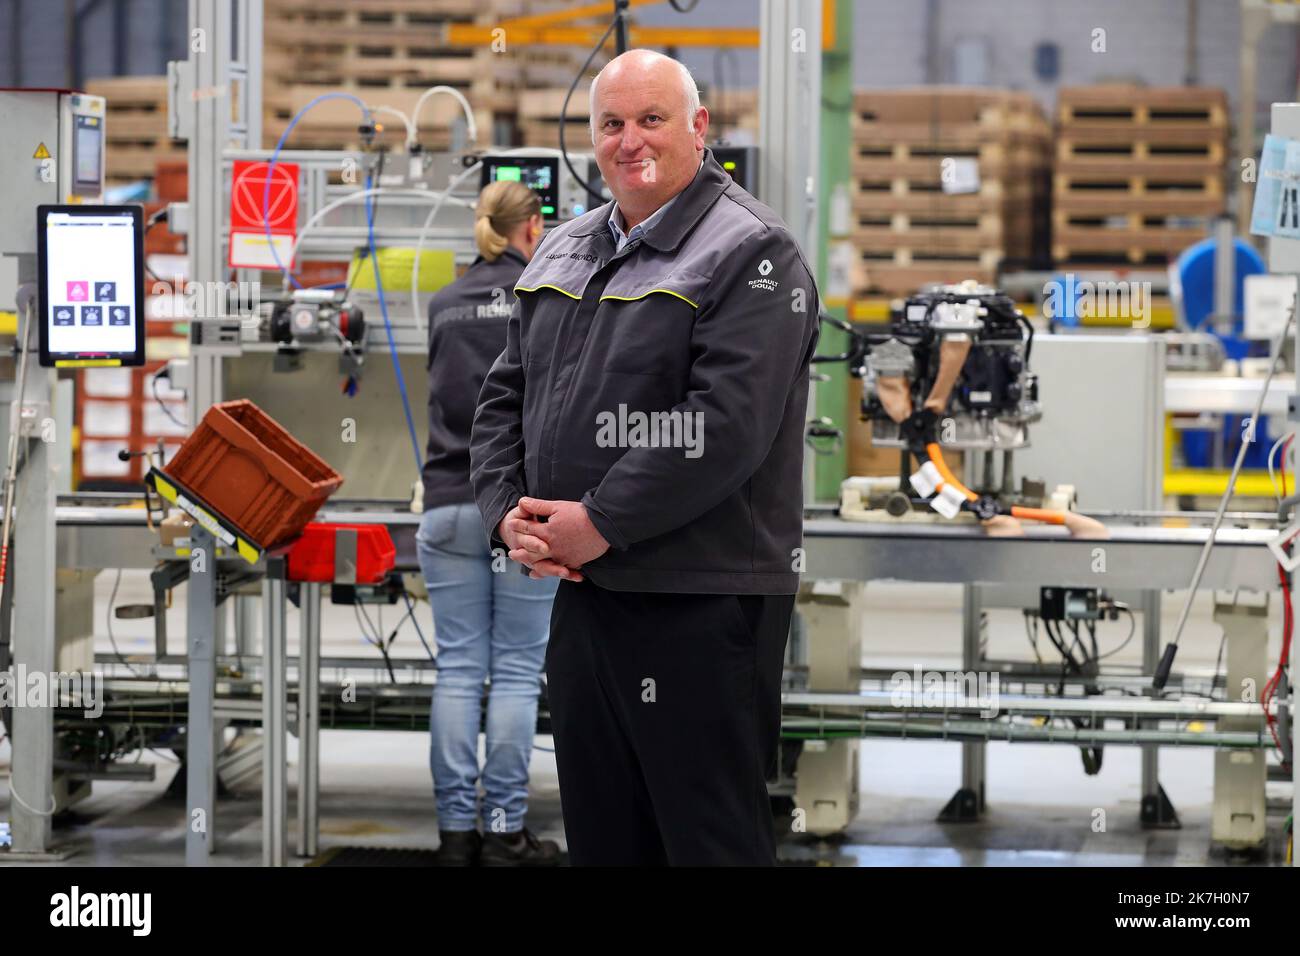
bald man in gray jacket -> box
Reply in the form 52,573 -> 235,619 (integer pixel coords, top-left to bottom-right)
471,49 -> 819,865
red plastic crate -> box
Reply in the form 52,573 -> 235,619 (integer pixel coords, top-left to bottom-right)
162,399 -> 343,549
286,523 -> 396,584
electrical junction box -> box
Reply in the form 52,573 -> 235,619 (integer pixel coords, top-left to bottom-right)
1040,586 -> 1098,622
0,89 -> 106,255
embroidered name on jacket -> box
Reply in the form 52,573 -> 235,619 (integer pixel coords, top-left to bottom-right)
545,251 -> 599,263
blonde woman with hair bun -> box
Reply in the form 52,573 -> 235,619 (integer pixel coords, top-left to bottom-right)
415,179 -> 557,867
474,180 -> 543,263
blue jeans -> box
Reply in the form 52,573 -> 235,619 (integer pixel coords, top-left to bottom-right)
416,502 -> 558,832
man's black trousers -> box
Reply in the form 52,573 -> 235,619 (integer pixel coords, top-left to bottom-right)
545,579 -> 795,866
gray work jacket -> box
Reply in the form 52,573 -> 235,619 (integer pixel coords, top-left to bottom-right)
469,148 -> 820,594
422,247 -> 527,512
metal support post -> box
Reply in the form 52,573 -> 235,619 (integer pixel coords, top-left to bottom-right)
940,584 -> 986,822
296,581 -> 321,858
185,525 -> 218,865
261,556 -> 287,866
1140,589 -> 1179,827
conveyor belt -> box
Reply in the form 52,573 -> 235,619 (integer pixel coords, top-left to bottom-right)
55,495 -> 1280,591
802,518 -> 1278,590
54,496 -> 423,570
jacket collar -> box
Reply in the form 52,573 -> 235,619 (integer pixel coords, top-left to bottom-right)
472,245 -> 529,269
497,246 -> 529,268
571,147 -> 729,253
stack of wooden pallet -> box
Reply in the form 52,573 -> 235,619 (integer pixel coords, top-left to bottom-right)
516,85 -> 593,150
1052,85 -> 1227,266
262,0 -> 603,151
84,76 -> 186,186
850,88 -> 1052,296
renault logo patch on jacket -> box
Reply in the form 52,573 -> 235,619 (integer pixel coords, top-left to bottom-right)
469,148 -> 821,595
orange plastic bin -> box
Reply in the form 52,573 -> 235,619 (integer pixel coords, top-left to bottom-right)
161,399 -> 343,550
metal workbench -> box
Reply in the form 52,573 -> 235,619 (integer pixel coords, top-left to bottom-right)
800,513 -> 1287,840
802,517 -> 1278,590
40,499 -> 1293,861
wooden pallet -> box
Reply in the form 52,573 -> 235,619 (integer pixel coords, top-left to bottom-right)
1054,171 -> 1222,213
859,247 -> 1003,269
1057,85 -> 1229,129
517,85 -> 592,123
854,134 -> 1048,158
1055,136 -> 1227,167
854,87 -> 1048,127
1052,207 -> 1209,262
853,144 -> 1049,185
854,261 -> 998,297
262,0 -> 605,148
265,51 -> 502,86
855,236 -> 1026,261
854,174 -> 1035,205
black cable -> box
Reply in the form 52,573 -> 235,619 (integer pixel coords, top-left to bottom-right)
151,374 -> 186,430
142,207 -> 169,285
1042,618 -> 1082,673
356,600 -> 397,683
1017,311 -> 1034,367
1066,619 -> 1087,667
1172,629 -> 1232,700
1040,619 -> 1075,697
1210,630 -> 1227,693
559,15 -> 618,205
352,601 -> 379,647
1076,621 -> 1097,665
1052,619 -> 1105,775
1023,610 -> 1042,663
668,0 -> 700,11
402,590 -> 437,665
1097,606 -> 1138,661
380,600 -> 407,651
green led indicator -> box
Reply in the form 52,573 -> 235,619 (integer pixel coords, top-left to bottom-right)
496,166 -> 522,181
541,204 -> 555,214
723,161 -> 737,170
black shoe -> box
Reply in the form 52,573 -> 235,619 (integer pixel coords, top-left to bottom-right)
434,828 -> 482,866
478,828 -> 562,867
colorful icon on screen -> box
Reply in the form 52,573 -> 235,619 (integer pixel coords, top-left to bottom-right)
95,281 -> 116,302
67,281 -> 88,301
80,305 -> 102,326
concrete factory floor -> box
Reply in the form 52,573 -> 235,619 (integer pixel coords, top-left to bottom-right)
0,576 -> 1291,866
